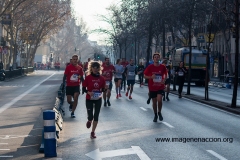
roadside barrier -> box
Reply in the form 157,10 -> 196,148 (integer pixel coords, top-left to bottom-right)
39,83 -> 65,156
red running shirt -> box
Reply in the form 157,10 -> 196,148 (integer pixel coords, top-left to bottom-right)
64,64 -> 84,86
144,64 -> 167,91
82,74 -> 106,100
102,64 -> 115,81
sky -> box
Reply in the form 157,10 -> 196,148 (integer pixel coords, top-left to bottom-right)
72,0 -> 120,45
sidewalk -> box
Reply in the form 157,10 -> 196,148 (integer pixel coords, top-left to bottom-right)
169,89 -> 240,115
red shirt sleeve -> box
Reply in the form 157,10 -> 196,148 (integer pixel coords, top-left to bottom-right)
144,65 -> 151,76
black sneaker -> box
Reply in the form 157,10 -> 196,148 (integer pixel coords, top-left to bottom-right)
147,98 -> 151,104
71,112 -> 75,118
153,115 -> 158,122
104,101 -> 107,107
166,97 -> 170,101
69,104 -> 73,112
158,112 -> 163,121
107,100 -> 111,106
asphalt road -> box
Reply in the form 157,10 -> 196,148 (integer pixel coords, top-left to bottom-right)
58,79 -> 240,160
0,71 -> 239,160
0,70 -> 63,160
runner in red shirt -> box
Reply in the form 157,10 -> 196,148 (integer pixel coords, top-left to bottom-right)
63,55 -> 84,118
144,53 -> 167,122
102,57 -> 115,107
82,61 -> 106,139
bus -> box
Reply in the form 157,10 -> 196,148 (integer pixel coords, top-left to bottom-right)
173,47 -> 207,86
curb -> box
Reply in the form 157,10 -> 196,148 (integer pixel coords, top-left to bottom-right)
170,90 -> 240,115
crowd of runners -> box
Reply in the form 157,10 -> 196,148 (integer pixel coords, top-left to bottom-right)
62,53 -> 187,139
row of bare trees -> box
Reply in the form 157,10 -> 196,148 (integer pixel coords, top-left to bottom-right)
0,0 -> 92,68
97,0 -> 239,107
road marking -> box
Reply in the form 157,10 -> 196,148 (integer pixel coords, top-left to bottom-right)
0,73 -> 55,114
206,150 -> 228,160
162,122 -> 174,128
0,143 -> 8,145
85,146 -> 150,160
140,107 -> 147,111
0,135 -> 31,139
0,149 -> 10,150
0,156 -> 13,158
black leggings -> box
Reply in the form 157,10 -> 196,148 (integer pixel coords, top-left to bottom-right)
121,75 -> 126,90
86,99 -> 102,121
138,73 -> 143,84
178,77 -> 185,94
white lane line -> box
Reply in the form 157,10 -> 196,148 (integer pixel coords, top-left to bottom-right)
140,107 -> 147,111
0,156 -> 13,158
0,143 -> 8,145
0,149 -> 10,150
206,150 -> 228,160
162,122 -> 174,128
0,73 -> 55,114
171,94 -> 240,118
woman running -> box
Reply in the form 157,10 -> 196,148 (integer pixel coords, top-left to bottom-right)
82,61 -> 106,139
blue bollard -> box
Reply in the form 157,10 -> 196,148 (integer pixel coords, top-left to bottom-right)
43,110 -> 57,157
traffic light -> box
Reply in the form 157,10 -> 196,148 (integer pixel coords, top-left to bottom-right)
97,55 -> 100,59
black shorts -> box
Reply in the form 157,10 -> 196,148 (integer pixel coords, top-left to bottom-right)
127,80 -> 135,86
149,90 -> 165,98
66,86 -> 80,96
105,81 -> 113,90
165,79 -> 171,85
114,78 -> 122,82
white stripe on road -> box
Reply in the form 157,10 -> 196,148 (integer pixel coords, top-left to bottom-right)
0,149 -> 10,150
162,122 -> 174,128
207,150 -> 228,160
0,73 -> 55,114
0,156 -> 13,158
0,143 -> 8,145
140,107 -> 147,111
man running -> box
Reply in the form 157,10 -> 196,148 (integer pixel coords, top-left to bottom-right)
63,55 -> 84,118
144,53 -> 167,122
125,59 -> 137,99
102,57 -> 115,106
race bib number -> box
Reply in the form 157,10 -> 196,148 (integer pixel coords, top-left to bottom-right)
178,72 -> 183,76
153,74 -> 162,83
91,91 -> 102,100
70,74 -> 79,82
128,71 -> 135,76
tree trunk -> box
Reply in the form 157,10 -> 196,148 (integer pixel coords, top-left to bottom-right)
146,21 -> 153,65
231,0 -> 239,108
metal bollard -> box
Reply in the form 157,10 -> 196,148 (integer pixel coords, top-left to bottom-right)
43,110 -> 57,157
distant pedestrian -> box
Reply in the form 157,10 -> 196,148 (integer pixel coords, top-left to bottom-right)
137,62 -> 145,87
162,59 -> 171,101
114,59 -> 124,99
175,61 -> 187,98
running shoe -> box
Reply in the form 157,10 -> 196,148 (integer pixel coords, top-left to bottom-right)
166,97 -> 170,101
119,93 -> 122,97
129,96 -> 132,99
107,100 -> 111,106
147,98 -> 151,104
125,92 -> 128,97
90,132 -> 96,139
116,95 -> 119,99
71,112 -> 75,118
153,115 -> 158,122
104,101 -> 107,107
86,121 -> 92,129
158,112 -> 163,121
